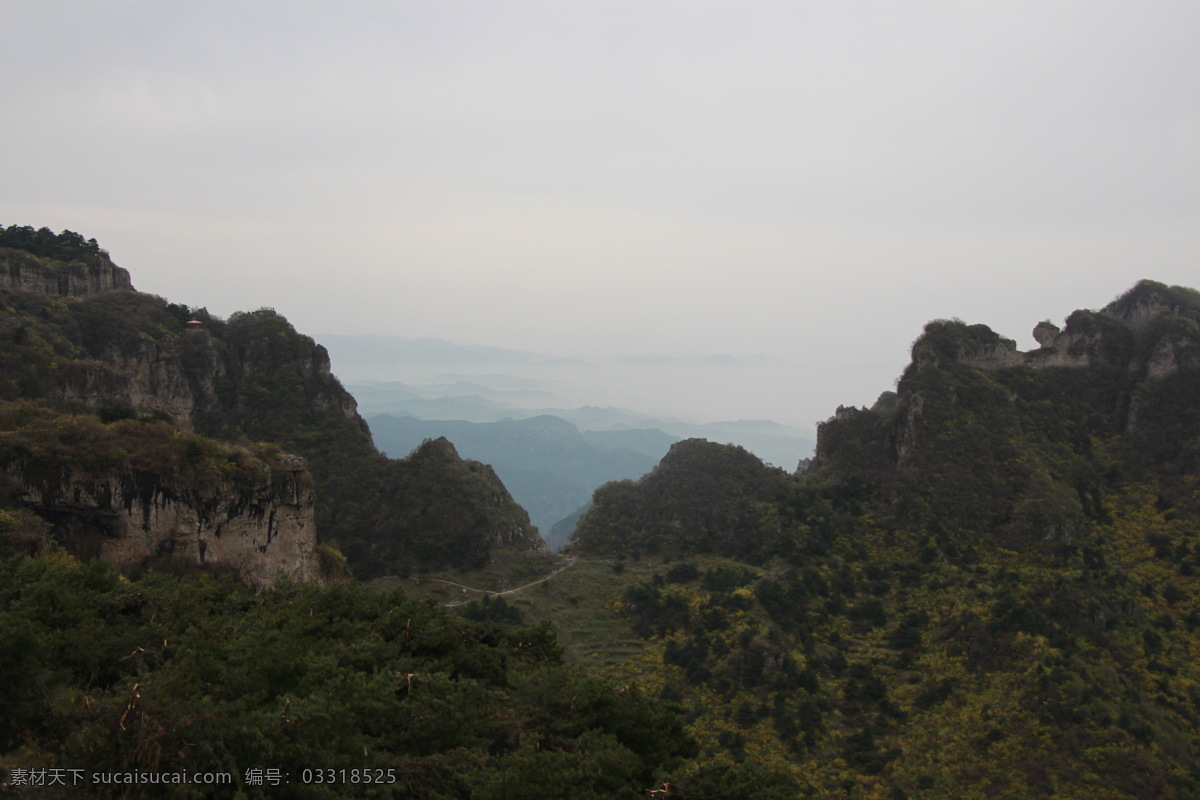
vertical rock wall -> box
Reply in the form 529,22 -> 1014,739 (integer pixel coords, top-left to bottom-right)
6,458 -> 319,587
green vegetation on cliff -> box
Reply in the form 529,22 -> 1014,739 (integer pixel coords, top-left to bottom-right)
571,439 -> 792,562
0,542 -> 697,798
0,401 -> 297,493
0,224 -> 106,264
558,280 -> 1200,797
0,231 -> 545,578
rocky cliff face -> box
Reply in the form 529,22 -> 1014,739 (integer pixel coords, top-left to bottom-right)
6,460 -> 318,587
50,303 -> 359,436
812,279 -> 1200,539
819,280 -> 1200,460
59,337 -> 215,433
0,407 -> 319,587
912,280 -> 1199,377
0,236 -> 340,584
0,249 -> 133,296
1,230 -> 547,581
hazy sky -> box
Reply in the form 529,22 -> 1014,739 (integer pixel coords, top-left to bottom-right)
3,1 -> 1197,430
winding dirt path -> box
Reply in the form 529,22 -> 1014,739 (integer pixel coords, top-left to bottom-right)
432,558 -> 578,606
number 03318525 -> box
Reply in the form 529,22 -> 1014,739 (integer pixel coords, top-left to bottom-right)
300,769 -> 397,785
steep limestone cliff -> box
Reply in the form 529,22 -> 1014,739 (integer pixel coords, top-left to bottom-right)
0,248 -> 133,297
6,463 -> 318,587
0,406 -> 318,586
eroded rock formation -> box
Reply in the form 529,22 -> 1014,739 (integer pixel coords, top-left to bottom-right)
7,460 -> 318,586
1,249 -> 133,296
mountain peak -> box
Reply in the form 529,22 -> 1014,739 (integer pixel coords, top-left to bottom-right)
903,279 -> 1200,377
570,438 -> 790,560
410,435 -> 461,461
1101,279 -> 1200,329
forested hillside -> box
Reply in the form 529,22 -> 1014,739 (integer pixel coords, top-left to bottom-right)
0,534 -> 708,799
566,280 -> 1200,797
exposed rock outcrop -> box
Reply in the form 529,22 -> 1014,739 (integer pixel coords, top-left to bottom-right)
0,409 -> 319,587
0,245 -> 341,583
59,337 -> 219,433
8,463 -> 318,587
898,282 -> 1199,379
812,280 -> 1200,534
1003,281 -> 1198,375
1102,280 -> 1200,328
0,249 -> 133,296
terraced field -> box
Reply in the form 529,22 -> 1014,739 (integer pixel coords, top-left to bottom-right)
373,552 -> 779,690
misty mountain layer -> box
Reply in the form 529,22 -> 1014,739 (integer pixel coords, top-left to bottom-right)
367,414 -> 668,550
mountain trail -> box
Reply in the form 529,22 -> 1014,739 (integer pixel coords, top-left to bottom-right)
434,558 -> 579,606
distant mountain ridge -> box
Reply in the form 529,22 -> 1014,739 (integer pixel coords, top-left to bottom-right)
350,381 -> 814,469
320,333 -> 816,467
315,334 -> 587,367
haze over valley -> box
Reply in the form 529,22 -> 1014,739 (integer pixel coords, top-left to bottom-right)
319,333 -> 819,451
315,334 -> 817,546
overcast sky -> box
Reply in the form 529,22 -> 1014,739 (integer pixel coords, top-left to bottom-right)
2,1 -> 1197,430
